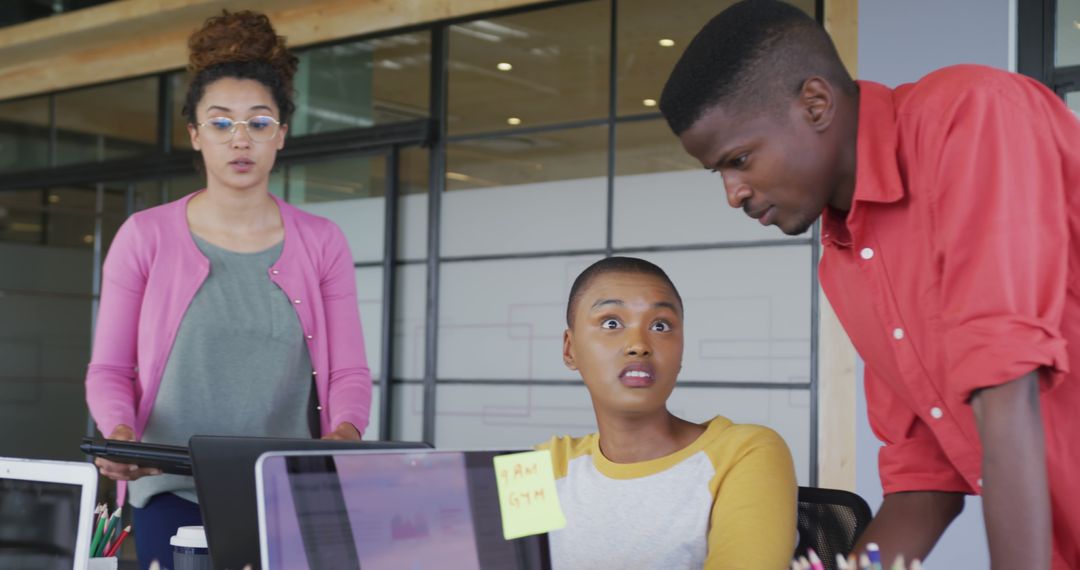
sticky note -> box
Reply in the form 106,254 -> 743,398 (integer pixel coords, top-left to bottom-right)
492,450 -> 566,540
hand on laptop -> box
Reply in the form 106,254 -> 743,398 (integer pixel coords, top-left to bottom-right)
321,422 -> 361,441
94,425 -> 163,481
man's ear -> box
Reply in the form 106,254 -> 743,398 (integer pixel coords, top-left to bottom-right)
798,76 -> 837,133
562,329 -> 578,371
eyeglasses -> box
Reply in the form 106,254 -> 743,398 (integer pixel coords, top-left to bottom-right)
197,115 -> 282,143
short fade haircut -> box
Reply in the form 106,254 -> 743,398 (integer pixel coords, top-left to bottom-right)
566,257 -> 684,327
659,0 -> 855,136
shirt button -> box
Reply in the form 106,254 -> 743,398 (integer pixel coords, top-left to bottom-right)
306,334 -> 313,340
930,406 -> 944,419
860,247 -> 875,260
316,405 -> 323,411
892,328 -> 905,340
977,478 -> 983,488
271,269 -> 280,275
293,299 -> 301,304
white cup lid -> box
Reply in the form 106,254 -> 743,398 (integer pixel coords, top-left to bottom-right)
169,525 -> 207,549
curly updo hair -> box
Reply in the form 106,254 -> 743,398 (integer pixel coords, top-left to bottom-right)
182,10 -> 299,127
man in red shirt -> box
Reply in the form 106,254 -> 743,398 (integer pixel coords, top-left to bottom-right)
659,1 -> 1080,568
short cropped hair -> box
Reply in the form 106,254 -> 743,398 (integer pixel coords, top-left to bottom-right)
566,257 -> 683,327
659,0 -> 854,135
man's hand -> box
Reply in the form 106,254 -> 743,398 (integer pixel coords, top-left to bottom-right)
93,425 -> 162,481
972,371 -> 1051,570
321,422 -> 361,441
852,491 -> 964,562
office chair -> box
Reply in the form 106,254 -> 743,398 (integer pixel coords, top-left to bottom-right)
795,486 -> 873,570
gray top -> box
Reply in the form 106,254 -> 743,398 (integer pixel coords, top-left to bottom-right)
129,234 -> 313,508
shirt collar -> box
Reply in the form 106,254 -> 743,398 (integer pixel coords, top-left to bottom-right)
822,80 -> 907,247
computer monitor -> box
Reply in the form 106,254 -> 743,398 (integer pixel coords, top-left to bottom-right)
255,449 -> 551,570
0,457 -> 98,570
189,435 -> 430,570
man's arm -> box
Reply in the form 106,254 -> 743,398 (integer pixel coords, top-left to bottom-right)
853,490 -> 964,562
971,371 -> 1051,570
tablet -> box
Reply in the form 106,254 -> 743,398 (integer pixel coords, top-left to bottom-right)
80,437 -> 192,475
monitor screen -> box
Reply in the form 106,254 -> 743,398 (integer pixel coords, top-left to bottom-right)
0,477 -> 83,570
260,451 -> 548,570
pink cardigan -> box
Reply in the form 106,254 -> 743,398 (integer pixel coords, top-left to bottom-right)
86,191 -> 372,444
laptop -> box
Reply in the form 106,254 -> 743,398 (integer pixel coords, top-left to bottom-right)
255,449 -> 552,570
189,435 -> 430,570
0,457 -> 99,570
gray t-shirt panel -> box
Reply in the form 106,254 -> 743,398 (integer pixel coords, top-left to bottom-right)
129,235 -> 313,508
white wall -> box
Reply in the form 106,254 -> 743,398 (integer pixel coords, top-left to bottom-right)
856,0 -> 1014,566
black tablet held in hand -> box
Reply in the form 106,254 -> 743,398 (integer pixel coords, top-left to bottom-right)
80,437 -> 193,476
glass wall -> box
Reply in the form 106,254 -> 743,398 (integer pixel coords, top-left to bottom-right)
436,0 -> 817,484
0,0 -> 821,483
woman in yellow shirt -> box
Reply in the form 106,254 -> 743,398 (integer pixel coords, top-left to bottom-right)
539,256 -> 797,569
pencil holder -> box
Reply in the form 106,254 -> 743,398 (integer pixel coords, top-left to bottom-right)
88,557 -> 118,570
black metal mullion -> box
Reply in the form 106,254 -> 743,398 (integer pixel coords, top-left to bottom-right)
809,221 -> 821,487
85,181 -> 107,443
1044,0 -> 1057,85
378,147 -> 400,439
422,25 -> 449,446
605,0 -> 617,257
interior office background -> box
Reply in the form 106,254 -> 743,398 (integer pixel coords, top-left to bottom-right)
0,0 -> 1076,565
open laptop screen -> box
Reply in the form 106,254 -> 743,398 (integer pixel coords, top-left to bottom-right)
259,450 -> 549,570
0,477 -> 85,570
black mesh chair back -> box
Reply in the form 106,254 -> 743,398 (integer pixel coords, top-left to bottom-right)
795,486 -> 873,570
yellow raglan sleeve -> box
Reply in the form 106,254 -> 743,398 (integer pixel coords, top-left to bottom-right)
703,425 -> 798,570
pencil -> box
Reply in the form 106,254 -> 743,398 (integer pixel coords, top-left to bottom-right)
866,543 -> 883,570
836,554 -> 851,569
890,555 -> 906,570
89,506 -> 108,558
104,526 -> 131,558
98,507 -> 121,557
807,549 -> 825,570
859,553 -> 871,570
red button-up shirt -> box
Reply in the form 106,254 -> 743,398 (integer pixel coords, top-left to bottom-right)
819,65 -> 1080,568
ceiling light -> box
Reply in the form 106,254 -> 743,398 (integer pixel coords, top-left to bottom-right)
507,117 -> 522,126
82,235 -> 94,244
497,62 -> 513,71
1074,19 -> 1080,31
643,98 -> 657,107
659,38 -> 675,47
48,194 -> 60,204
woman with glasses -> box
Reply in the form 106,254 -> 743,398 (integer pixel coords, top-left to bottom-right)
84,11 -> 373,568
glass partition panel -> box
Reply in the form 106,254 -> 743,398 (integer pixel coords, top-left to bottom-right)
285,153 -> 385,263
616,0 -> 815,116
447,1 -> 610,135
1056,0 -> 1080,67
55,77 -> 158,166
613,119 -> 803,247
0,190 -> 45,245
292,32 -> 431,137
438,255 -> 602,381
0,95 -> 50,173
443,126 -> 608,256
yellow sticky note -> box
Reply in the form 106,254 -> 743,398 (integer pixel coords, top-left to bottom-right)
492,450 -> 566,540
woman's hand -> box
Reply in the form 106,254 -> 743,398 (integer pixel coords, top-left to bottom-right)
321,422 -> 361,441
93,425 -> 162,481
